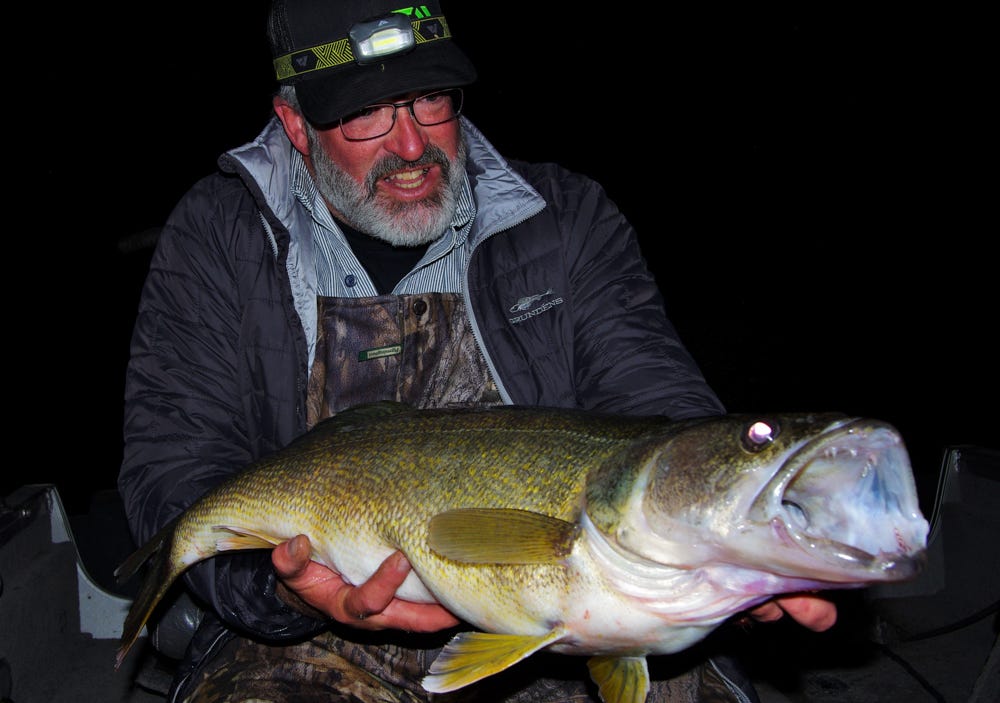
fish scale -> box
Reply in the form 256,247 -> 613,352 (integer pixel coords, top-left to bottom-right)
115,401 -> 928,703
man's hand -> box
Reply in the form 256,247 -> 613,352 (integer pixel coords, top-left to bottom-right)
748,594 -> 837,632
271,534 -> 460,632
274,535 -> 834,635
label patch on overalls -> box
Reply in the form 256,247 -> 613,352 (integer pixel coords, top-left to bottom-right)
358,344 -> 402,361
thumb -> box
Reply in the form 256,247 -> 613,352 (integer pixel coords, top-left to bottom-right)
273,534 -> 312,578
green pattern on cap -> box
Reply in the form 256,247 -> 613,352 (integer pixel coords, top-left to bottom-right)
274,14 -> 452,81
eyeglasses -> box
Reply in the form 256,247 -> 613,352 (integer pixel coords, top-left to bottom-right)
339,88 -> 463,141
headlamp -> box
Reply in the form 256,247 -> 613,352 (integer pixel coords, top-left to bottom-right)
273,12 -> 454,82
349,14 -> 415,64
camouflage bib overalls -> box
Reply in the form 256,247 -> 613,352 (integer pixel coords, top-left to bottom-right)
179,294 -> 754,703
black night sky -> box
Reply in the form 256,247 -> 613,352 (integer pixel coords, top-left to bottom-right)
14,4 -> 993,517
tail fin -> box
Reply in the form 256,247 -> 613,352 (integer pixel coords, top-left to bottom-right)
114,518 -> 183,669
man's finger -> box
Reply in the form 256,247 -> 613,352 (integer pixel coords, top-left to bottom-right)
748,601 -> 784,623
341,552 -> 411,621
778,595 -> 837,632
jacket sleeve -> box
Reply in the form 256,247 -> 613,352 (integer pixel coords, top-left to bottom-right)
502,161 -> 726,419
117,174 -> 323,642
569,172 -> 725,418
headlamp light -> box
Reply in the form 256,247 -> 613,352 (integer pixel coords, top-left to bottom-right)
349,14 -> 415,64
272,12 -> 453,82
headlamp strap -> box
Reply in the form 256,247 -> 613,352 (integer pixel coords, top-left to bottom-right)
274,13 -> 452,81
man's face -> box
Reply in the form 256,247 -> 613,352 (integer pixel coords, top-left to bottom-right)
304,91 -> 467,247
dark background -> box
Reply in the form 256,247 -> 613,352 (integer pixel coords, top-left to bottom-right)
12,3 -> 992,518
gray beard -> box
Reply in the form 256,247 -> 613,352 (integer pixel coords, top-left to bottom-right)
306,126 -> 467,247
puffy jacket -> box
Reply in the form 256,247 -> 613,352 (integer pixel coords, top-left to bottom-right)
118,116 -> 726,693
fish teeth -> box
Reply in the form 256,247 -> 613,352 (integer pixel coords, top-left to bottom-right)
861,453 -> 878,478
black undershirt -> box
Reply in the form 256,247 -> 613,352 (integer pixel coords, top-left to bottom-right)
337,220 -> 430,295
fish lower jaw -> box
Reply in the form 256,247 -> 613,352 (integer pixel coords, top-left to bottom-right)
759,516 -> 928,583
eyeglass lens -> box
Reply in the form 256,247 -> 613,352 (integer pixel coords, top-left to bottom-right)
340,89 -> 463,140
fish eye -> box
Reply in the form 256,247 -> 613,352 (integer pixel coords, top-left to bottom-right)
742,419 -> 779,452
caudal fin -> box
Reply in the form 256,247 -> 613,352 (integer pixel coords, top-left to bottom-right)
113,518 -> 183,669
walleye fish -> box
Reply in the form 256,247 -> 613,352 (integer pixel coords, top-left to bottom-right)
115,402 -> 928,703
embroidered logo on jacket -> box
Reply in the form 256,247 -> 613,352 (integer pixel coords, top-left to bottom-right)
508,288 -> 563,324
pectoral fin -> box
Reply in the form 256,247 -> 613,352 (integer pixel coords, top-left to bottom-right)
428,508 -> 578,564
587,655 -> 650,703
422,629 -> 566,693
215,526 -> 285,552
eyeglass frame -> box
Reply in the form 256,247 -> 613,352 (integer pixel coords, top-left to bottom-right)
338,88 -> 464,142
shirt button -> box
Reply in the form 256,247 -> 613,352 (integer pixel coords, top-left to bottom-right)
412,299 -> 428,315
345,274 -> 357,287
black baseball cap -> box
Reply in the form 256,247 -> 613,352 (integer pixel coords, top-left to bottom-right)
268,0 -> 477,125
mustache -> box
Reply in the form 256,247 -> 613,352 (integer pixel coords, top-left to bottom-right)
363,143 -> 452,198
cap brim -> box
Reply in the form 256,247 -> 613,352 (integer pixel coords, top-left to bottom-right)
295,40 -> 477,126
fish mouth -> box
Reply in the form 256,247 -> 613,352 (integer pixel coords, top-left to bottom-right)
747,417 -> 929,583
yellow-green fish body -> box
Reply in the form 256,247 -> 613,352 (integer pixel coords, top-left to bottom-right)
117,402 -> 929,703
